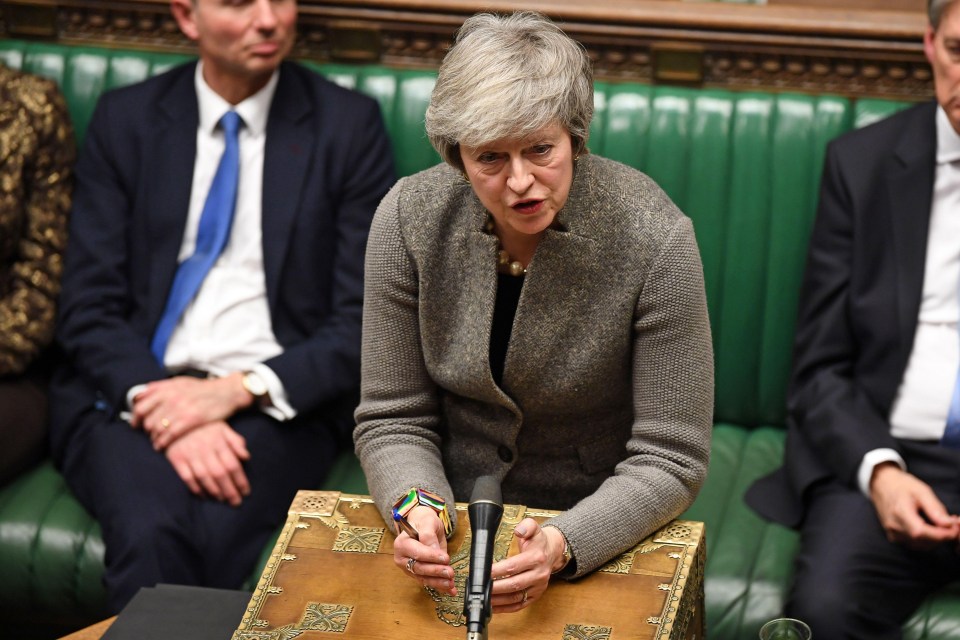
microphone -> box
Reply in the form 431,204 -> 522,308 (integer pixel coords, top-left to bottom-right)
464,475 -> 503,640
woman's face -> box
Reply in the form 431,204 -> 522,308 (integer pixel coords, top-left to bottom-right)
460,122 -> 574,249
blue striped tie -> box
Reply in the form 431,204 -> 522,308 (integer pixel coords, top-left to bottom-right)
150,111 -> 242,363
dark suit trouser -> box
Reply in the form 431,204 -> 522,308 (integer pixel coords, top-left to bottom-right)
58,408 -> 339,613
789,441 -> 960,640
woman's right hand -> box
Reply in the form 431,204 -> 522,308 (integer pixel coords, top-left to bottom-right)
392,505 -> 457,595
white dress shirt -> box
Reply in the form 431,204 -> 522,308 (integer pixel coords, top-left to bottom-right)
129,63 -> 295,421
857,106 -> 960,493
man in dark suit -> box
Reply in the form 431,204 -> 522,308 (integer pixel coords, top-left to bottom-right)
746,1 -> 960,637
49,0 -> 394,612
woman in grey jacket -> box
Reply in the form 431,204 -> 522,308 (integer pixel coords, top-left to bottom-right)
354,10 -> 713,615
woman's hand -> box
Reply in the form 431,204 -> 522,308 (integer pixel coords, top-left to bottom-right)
489,518 -> 567,612
393,505 -> 457,595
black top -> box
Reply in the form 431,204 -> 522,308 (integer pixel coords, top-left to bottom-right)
489,273 -> 524,387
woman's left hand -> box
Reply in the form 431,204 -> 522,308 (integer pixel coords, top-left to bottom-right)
489,518 -> 567,612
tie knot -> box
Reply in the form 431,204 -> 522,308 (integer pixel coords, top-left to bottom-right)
219,110 -> 242,138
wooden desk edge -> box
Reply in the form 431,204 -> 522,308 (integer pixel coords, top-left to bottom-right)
57,615 -> 117,640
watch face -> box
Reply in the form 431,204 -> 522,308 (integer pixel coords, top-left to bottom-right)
243,372 -> 268,397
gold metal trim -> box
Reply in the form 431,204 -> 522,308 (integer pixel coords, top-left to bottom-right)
562,624 -> 614,639
598,550 -> 634,574
290,490 -> 337,516
300,602 -> 354,633
332,525 -> 385,553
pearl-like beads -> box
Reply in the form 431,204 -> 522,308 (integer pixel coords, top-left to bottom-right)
487,217 -> 526,277
498,249 -> 526,276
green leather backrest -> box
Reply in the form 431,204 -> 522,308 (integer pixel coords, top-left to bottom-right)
0,38 -> 913,430
593,85 -> 854,426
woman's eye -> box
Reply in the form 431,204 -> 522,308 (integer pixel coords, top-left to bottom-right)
477,153 -> 500,164
531,145 -> 552,155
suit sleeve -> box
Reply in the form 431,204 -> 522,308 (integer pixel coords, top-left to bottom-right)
264,95 -> 397,414
786,140 -> 900,487
56,94 -> 168,410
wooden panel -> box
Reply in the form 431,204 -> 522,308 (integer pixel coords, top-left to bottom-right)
232,491 -> 706,640
0,0 -> 932,98
770,0 -> 924,11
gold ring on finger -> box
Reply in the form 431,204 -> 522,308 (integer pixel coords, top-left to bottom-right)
520,587 -> 529,605
406,557 -> 417,574
160,418 -> 171,429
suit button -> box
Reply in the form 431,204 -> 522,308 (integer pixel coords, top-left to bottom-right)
498,445 -> 513,463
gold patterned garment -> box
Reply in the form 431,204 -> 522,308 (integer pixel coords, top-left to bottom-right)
0,64 -> 75,375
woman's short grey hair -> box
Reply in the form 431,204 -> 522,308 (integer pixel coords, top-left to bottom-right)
425,11 -> 594,172
930,0 -> 958,29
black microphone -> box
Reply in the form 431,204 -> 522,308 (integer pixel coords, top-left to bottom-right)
464,475 -> 503,640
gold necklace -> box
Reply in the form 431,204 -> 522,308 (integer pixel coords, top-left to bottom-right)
485,218 -> 526,277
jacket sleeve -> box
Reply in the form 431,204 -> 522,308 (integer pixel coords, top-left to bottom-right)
547,216 -> 714,577
264,95 -> 396,414
353,180 -> 459,534
785,140 -> 900,487
55,91 -> 172,410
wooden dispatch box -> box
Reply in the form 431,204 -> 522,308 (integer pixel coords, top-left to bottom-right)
232,491 -> 705,640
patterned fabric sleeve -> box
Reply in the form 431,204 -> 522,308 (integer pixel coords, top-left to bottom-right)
0,67 -> 76,375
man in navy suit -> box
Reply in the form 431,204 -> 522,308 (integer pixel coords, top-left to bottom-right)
49,0 -> 394,612
746,1 -> 960,637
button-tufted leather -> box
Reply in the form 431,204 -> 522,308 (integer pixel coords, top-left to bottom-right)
3,37 -> 951,640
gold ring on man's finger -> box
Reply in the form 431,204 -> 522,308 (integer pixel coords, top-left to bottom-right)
160,418 -> 171,429
520,588 -> 529,605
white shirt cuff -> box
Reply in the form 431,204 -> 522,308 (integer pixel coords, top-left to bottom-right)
119,383 -> 149,423
857,448 -> 907,497
253,363 -> 297,421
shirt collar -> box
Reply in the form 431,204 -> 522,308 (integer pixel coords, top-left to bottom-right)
936,105 -> 960,164
194,61 -> 280,137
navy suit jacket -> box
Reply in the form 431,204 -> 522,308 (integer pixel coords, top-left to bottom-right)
49,61 -> 395,461
746,101 -> 938,527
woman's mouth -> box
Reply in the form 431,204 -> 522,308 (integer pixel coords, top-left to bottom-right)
512,199 -> 543,214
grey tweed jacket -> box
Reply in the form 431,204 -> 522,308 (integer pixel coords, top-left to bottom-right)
354,154 -> 713,577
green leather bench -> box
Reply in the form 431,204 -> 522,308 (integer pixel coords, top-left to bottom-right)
1,38 -> 949,639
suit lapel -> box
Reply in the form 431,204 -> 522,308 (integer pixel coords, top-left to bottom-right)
262,64 -> 314,310
505,229 -> 600,392
502,165 -> 601,394
888,102 -> 937,348
147,66 -> 199,326
465,225 -> 504,399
